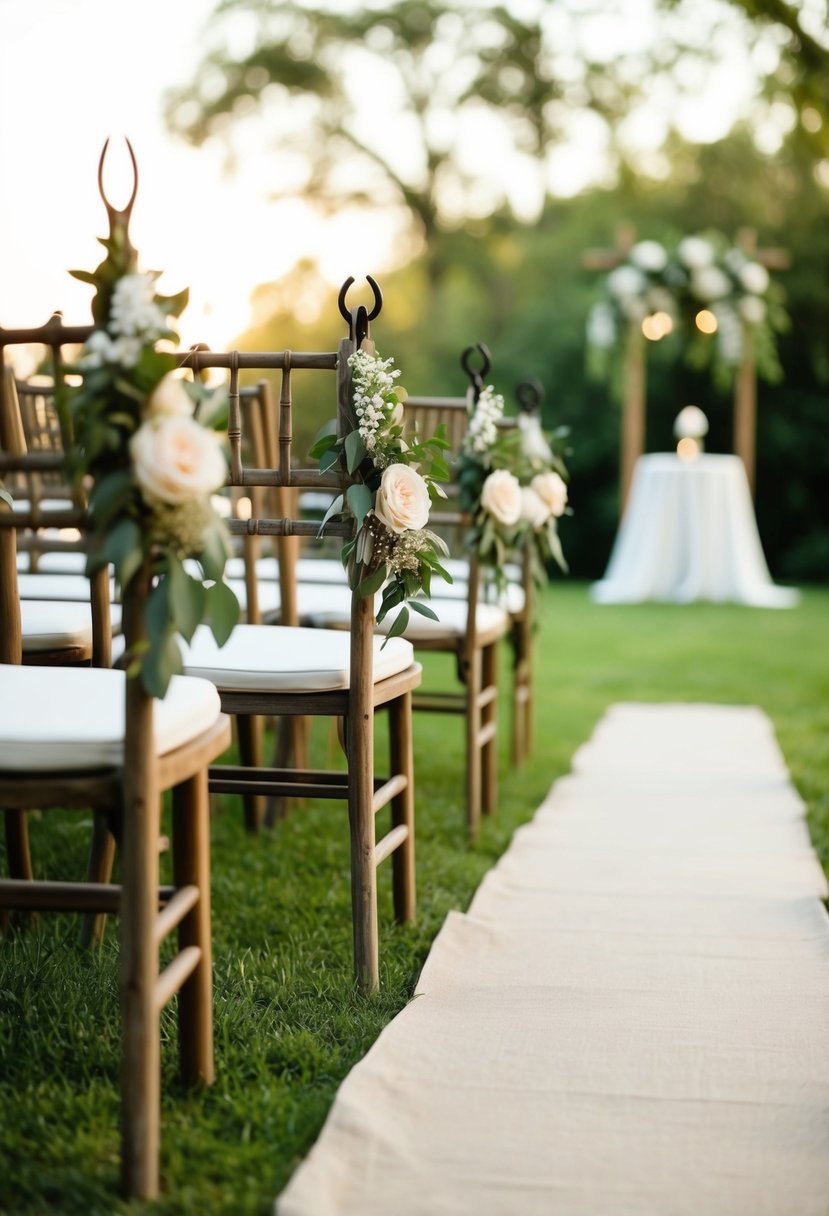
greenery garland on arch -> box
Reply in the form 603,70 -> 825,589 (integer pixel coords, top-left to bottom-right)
586,232 -> 790,393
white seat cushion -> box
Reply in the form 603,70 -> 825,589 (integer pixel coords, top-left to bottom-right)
416,580 -> 525,614
441,556 -> 522,583
225,577 -> 282,617
180,624 -> 415,693
20,600 -> 123,652
18,571 -> 118,602
17,550 -> 89,575
0,664 -> 222,771
374,598 -> 509,642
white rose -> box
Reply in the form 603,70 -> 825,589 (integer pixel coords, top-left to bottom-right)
373,463 -> 431,534
630,240 -> 667,273
678,237 -> 715,269
147,373 -> 195,418
531,470 -> 568,518
480,469 -> 522,527
691,267 -> 731,302
520,486 -> 551,531
738,295 -> 766,325
131,415 -> 228,506
607,265 -> 646,299
739,261 -> 769,295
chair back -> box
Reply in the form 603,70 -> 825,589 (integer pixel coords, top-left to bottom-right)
0,319 -> 110,665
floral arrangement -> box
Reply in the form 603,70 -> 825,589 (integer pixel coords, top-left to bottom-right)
586,233 -> 789,389
309,344 -> 453,637
457,384 -> 570,589
64,213 -> 237,696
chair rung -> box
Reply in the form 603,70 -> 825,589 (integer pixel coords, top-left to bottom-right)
477,721 -> 497,747
413,692 -> 465,713
155,945 -> 202,1011
211,776 -> 349,799
0,878 -> 121,913
371,774 -> 408,815
374,824 -> 409,867
154,885 -> 200,945
476,686 -> 497,709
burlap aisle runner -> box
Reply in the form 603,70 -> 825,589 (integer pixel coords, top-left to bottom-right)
276,704 -> 829,1216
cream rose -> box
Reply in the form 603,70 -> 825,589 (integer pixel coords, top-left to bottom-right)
373,463 -> 431,534
480,469 -> 522,527
531,470 -> 568,518
520,486 -> 551,531
131,415 -> 227,505
147,373 -> 195,418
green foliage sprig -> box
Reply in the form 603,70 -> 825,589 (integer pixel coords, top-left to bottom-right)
309,344 -> 453,640
457,385 -> 570,591
586,232 -> 790,391
64,217 -> 238,696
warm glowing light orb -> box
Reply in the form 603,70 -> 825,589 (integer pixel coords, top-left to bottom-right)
695,309 -> 718,334
677,437 -> 701,460
641,311 -> 674,341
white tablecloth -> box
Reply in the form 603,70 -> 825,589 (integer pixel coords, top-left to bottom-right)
591,453 -> 799,608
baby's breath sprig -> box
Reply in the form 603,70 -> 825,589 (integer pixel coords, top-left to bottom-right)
310,345 -> 453,641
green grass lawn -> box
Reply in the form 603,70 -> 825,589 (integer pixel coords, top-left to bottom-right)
2,583 -> 828,1215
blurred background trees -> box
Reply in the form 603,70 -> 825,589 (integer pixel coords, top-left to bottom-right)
166,0 -> 829,582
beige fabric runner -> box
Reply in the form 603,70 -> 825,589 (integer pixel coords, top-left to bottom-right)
276,704 -> 829,1216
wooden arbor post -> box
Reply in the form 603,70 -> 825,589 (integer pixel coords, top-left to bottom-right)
731,228 -> 789,499
583,224 -> 644,514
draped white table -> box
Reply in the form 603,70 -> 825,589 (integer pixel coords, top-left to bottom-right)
591,453 -> 799,608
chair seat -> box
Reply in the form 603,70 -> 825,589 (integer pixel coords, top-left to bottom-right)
0,664 -> 222,771
225,577 -> 282,618
17,550 -> 89,575
224,556 -> 349,585
421,580 -> 525,615
374,598 -> 510,643
179,624 -> 415,693
440,556 -> 522,584
21,599 -> 123,652
18,571 -> 119,603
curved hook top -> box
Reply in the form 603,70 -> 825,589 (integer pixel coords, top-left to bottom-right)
337,276 -> 383,340
97,137 -> 139,229
460,343 -> 492,393
516,377 -> 544,414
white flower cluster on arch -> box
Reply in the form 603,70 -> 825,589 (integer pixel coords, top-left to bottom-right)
586,232 -> 789,389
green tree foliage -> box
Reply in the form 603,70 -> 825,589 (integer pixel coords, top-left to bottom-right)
164,0 -> 637,280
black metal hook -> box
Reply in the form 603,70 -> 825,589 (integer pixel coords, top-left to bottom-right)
97,137 -> 139,232
516,377 -> 545,415
461,342 -> 491,402
337,275 -> 383,343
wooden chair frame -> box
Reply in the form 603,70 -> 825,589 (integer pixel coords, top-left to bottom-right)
180,323 -> 420,991
405,392 -> 536,778
0,321 -> 232,1200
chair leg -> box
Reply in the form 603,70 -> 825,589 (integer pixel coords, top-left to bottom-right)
264,715 -> 310,827
2,810 -> 34,932
388,692 -> 415,924
172,769 -> 214,1086
4,809 -> 33,879
481,641 -> 498,818
80,809 -> 117,946
463,653 -> 482,841
236,714 -> 265,832
119,703 -> 161,1199
346,711 -> 379,991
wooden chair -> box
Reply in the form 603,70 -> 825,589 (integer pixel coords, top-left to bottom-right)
0,320 -> 232,1200
176,311 -> 422,991
404,391 -> 536,768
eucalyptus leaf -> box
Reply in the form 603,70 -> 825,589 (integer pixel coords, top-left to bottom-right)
167,557 -> 207,642
207,578 -> 240,646
308,418 -> 338,459
408,599 -> 439,622
319,447 -> 340,474
141,629 -> 183,699
358,562 -> 388,598
88,470 -> 134,528
199,518 -> 230,582
0,486 -> 12,509
385,605 -> 410,640
101,517 -> 143,592
346,482 -> 373,529
317,493 -> 344,537
344,429 -> 368,474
